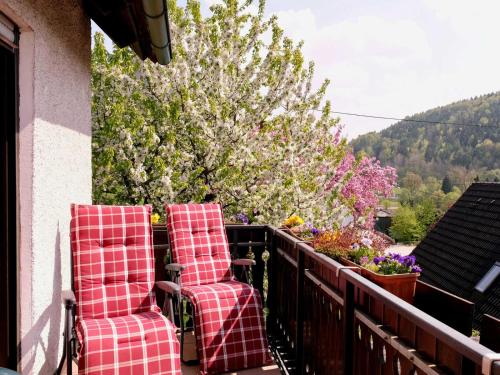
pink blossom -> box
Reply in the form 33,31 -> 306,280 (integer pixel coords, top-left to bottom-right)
332,125 -> 344,146
340,154 -> 397,228
326,151 -> 397,228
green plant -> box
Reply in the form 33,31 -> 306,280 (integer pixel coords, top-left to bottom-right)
389,206 -> 424,243
348,246 -> 376,264
415,199 -> 439,232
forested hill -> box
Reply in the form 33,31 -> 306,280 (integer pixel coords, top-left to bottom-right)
351,92 -> 500,179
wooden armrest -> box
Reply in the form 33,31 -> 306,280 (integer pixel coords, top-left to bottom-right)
232,258 -> 256,267
165,263 -> 186,273
61,289 -> 76,308
156,281 -> 181,296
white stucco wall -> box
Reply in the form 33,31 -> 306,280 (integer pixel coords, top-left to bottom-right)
0,1 -> 91,373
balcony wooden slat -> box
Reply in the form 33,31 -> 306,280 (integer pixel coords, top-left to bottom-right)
151,224 -> 500,375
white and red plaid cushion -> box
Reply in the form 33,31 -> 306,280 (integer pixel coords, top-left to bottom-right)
182,281 -> 272,374
71,204 -> 181,374
71,204 -> 157,319
165,203 -> 232,286
77,311 -> 180,375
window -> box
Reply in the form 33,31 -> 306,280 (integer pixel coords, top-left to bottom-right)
475,262 -> 500,293
0,12 -> 15,47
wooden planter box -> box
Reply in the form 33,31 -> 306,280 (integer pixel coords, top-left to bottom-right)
282,227 -> 314,243
340,258 -> 419,304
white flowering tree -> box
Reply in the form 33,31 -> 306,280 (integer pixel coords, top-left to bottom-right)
92,0 -> 393,226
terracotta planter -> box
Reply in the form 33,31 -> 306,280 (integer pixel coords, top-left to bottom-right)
340,258 -> 419,304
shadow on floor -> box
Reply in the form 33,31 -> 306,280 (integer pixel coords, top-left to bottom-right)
181,332 -> 280,375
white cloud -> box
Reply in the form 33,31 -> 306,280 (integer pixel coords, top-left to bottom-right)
273,2 -> 500,139
274,9 -> 434,138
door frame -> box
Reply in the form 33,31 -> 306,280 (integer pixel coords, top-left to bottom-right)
0,15 -> 19,370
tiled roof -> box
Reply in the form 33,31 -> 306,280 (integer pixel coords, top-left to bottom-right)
412,183 -> 500,328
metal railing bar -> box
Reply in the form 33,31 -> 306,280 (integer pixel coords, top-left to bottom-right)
226,224 -> 268,229
153,244 -> 169,250
227,241 -> 266,248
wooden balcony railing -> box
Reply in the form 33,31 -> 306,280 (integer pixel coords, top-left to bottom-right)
152,224 -> 500,375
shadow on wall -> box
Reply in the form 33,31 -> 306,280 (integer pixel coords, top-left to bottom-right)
18,225 -> 62,374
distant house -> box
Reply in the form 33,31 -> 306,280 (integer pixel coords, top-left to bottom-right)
412,183 -> 500,328
374,207 -> 397,234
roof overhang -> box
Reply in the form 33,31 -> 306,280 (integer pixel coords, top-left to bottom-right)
82,0 -> 172,65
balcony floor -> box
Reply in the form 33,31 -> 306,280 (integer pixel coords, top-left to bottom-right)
181,332 -> 280,374
63,331 -> 280,375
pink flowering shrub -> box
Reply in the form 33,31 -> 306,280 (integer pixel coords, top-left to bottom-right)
328,152 -> 397,228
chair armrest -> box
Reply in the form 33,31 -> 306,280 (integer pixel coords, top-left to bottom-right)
156,281 -> 181,296
165,263 -> 186,273
232,258 -> 256,267
61,289 -> 76,308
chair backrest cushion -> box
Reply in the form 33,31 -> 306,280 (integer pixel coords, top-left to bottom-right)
71,204 -> 157,319
166,203 -> 232,286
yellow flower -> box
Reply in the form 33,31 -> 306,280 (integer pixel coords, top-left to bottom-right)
283,214 -> 304,228
151,213 -> 161,224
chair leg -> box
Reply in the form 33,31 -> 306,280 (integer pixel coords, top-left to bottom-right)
163,293 -> 176,323
55,304 -> 73,375
54,332 -> 66,375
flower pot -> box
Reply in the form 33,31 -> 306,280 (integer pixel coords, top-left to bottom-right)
340,258 -> 419,303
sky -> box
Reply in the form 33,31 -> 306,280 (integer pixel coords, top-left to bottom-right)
93,0 -> 500,139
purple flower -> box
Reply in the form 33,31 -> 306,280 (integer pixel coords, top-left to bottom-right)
311,227 -> 320,236
389,253 -> 402,262
235,213 -> 249,225
373,256 -> 385,265
411,265 -> 422,273
403,255 -> 416,267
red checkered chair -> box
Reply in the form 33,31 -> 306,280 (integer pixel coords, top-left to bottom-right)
56,204 -> 181,375
164,203 -> 272,374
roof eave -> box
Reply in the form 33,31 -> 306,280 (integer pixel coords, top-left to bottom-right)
82,0 -> 172,65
